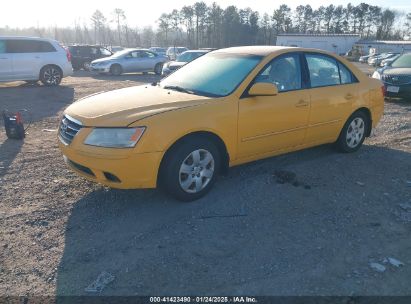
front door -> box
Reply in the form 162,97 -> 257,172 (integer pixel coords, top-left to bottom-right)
237,53 -> 311,159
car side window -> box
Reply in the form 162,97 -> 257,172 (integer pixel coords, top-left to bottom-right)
254,53 -> 302,92
129,51 -> 138,58
338,62 -> 355,84
306,54 -> 340,88
7,40 -> 40,53
0,40 -> 6,53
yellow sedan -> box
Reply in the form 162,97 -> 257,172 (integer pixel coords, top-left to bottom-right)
59,46 -> 384,201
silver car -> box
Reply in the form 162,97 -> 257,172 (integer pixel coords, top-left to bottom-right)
90,49 -> 168,76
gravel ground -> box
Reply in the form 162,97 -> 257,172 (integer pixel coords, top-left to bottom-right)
0,65 -> 410,298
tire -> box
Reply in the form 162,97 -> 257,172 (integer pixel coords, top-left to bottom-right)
110,64 -> 122,76
336,111 -> 368,153
82,61 -> 91,71
160,137 -> 221,201
40,65 -> 62,86
154,63 -> 163,75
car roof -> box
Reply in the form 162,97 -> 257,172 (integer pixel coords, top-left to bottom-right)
214,46 -> 297,56
0,36 -> 55,42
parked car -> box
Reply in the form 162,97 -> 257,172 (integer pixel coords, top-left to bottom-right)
59,46 -> 384,201
368,53 -> 398,66
90,48 -> 168,75
149,47 -> 167,56
0,36 -> 73,86
162,50 -> 210,76
372,53 -> 411,99
166,46 -> 188,60
68,45 -> 112,71
359,54 -> 378,63
380,54 -> 401,67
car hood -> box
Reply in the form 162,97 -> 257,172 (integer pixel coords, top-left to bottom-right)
92,57 -> 115,64
381,67 -> 411,75
65,85 -> 211,127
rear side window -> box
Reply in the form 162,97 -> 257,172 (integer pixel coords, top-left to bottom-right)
306,54 -> 340,88
7,40 -> 56,53
0,40 -> 5,53
305,53 -> 357,87
338,62 -> 356,84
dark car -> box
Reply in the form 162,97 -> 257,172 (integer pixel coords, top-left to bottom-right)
373,53 -> 411,100
68,45 -> 112,71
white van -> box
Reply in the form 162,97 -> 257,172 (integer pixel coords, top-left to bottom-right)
0,36 -> 73,86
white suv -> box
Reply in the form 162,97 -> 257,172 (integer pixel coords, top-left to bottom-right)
0,36 -> 73,86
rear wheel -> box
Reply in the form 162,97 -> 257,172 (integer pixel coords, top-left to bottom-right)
160,137 -> 220,201
154,63 -> 163,75
336,111 -> 368,153
40,65 -> 62,86
82,61 -> 91,71
110,64 -> 122,76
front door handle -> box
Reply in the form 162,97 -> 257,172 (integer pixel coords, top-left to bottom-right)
295,99 -> 309,107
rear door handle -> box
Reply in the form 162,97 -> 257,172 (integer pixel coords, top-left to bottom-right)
295,99 -> 309,107
345,93 -> 355,100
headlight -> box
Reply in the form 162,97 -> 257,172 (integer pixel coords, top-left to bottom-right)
84,127 -> 145,148
372,71 -> 381,80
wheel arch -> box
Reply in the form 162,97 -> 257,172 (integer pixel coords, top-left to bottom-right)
39,64 -> 63,79
157,131 -> 230,186
352,107 -> 372,137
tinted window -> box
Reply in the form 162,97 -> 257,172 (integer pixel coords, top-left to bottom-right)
306,54 -> 340,87
7,40 -> 56,53
255,53 -> 302,92
0,40 -> 5,53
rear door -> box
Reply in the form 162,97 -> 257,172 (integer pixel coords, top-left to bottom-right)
0,40 -> 13,80
7,39 -> 44,78
304,52 -> 360,144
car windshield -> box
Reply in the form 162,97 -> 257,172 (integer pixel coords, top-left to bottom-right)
177,52 -> 204,62
111,49 -> 132,58
391,54 -> 411,68
160,53 -> 262,97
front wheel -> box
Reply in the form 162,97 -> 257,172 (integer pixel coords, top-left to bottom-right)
336,111 -> 368,153
110,64 -> 122,76
160,137 -> 220,201
40,66 -> 62,86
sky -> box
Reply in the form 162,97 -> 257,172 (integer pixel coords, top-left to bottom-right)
2,0 -> 411,29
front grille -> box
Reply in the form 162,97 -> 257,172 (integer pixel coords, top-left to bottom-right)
382,74 -> 411,85
59,115 -> 82,145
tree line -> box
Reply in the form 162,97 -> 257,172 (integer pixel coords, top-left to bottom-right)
1,3 -> 411,48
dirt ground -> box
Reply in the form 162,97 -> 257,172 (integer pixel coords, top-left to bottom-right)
0,65 -> 410,298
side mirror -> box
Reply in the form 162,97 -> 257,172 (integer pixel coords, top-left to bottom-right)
248,82 -> 278,96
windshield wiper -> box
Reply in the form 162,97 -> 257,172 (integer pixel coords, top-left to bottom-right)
163,85 -> 195,95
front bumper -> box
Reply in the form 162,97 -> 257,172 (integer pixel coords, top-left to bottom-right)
59,139 -> 163,189
91,65 -> 111,73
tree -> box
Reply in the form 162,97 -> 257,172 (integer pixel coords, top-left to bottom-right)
112,8 -> 126,46
91,10 -> 106,44
194,2 -> 207,48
